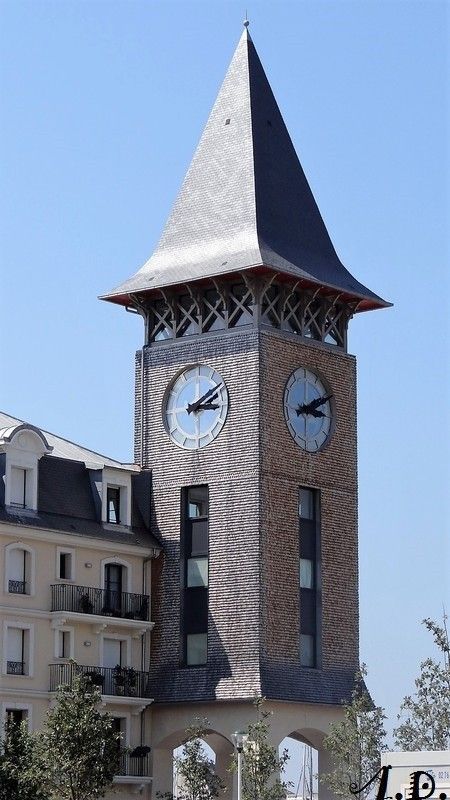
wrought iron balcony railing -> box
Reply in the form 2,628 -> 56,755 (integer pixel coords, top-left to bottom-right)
117,750 -> 151,777
8,579 -> 27,594
7,660 -> 25,675
49,663 -> 152,698
50,584 -> 150,621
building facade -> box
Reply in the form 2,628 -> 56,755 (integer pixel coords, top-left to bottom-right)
102,24 -> 389,799
0,412 -> 160,798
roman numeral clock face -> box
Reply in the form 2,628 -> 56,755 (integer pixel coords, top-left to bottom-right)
164,365 -> 229,450
283,368 -> 333,452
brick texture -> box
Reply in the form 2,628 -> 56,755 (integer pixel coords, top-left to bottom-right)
136,326 -> 359,705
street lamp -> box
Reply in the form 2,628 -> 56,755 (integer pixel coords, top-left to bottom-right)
231,731 -> 248,800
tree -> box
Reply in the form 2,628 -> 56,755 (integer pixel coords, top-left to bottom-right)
38,670 -> 121,800
321,665 -> 387,800
167,718 -> 224,800
235,696 -> 290,800
394,615 -> 450,751
0,719 -> 47,800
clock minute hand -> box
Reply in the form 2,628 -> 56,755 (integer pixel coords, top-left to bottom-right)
309,394 -> 333,409
187,384 -> 222,415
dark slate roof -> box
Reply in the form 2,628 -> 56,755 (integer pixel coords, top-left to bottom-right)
1,448 -> 161,550
102,28 -> 389,312
0,505 -> 160,549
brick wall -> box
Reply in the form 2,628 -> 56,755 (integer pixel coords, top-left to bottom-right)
259,329 -> 359,699
137,330 -> 262,702
136,326 -> 359,705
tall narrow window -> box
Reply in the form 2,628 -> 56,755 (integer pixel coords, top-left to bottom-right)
8,548 -> 29,594
10,467 -> 27,508
58,551 -> 73,580
299,488 -> 320,668
181,486 -> 209,666
57,629 -> 72,659
104,563 -> 124,614
107,487 -> 121,524
6,627 -> 29,675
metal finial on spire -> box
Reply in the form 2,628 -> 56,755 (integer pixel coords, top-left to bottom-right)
243,12 -> 249,28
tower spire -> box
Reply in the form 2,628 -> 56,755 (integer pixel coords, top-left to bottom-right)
102,30 -> 388,312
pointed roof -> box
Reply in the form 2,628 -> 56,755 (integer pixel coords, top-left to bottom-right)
102,28 -> 389,311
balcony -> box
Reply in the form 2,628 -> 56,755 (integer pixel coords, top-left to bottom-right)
116,750 -> 151,778
50,585 -> 154,635
51,584 -> 149,620
49,663 -> 152,699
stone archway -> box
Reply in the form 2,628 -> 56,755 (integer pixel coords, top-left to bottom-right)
151,722 -> 234,799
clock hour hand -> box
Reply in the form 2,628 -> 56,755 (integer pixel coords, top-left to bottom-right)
296,395 -> 333,417
187,384 -> 222,414
196,402 -> 219,411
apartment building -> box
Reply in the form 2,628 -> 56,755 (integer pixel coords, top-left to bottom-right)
0,411 -> 160,798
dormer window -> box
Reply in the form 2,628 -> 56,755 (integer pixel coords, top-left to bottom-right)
101,468 -> 132,527
0,424 -> 52,513
107,486 -> 121,524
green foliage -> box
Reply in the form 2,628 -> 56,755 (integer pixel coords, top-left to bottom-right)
0,719 -> 47,800
321,665 -> 387,800
38,670 -> 121,800
233,696 -> 290,800
394,615 -> 450,751
164,718 -> 224,800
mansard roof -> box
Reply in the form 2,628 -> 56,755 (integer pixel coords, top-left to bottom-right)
102,28 -> 389,312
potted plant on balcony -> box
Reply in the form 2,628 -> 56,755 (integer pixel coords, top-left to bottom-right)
124,667 -> 137,696
79,593 -> 94,614
87,670 -> 105,688
113,664 -> 126,695
130,745 -> 151,758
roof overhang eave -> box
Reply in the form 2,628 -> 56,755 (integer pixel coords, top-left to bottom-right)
99,263 -> 392,313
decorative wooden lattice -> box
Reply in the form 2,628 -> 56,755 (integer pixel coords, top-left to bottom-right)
145,277 -> 349,349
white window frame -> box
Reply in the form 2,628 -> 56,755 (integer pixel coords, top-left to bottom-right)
2,702 -> 33,731
4,542 -> 36,596
100,558 -> 132,593
2,621 -> 34,678
53,626 -> 74,660
100,633 -> 132,668
101,469 -> 132,527
56,547 -> 75,582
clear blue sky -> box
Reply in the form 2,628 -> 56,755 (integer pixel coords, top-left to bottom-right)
0,0 -> 448,755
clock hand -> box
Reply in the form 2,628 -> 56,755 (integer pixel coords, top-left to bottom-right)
196,402 -> 220,411
296,395 -> 333,417
309,394 -> 333,409
187,384 -> 222,414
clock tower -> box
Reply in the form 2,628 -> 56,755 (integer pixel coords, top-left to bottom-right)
102,24 -> 389,799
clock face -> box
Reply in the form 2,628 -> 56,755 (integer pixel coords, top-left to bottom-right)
164,365 -> 229,450
283,368 -> 333,452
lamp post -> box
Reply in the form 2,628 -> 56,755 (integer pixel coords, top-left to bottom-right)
231,731 -> 248,800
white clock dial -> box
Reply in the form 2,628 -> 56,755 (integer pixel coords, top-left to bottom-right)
165,365 -> 228,450
284,368 -> 333,452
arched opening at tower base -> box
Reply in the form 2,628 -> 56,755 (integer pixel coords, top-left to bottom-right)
152,725 -> 234,800
150,702 -> 343,800
280,736 -> 319,800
